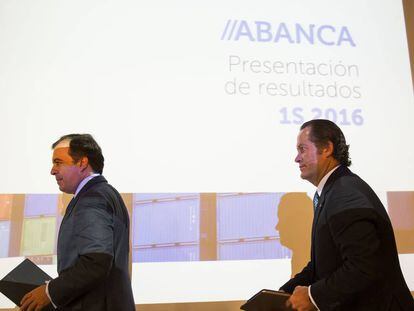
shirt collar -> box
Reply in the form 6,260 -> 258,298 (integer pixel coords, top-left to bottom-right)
74,173 -> 100,197
316,165 -> 339,196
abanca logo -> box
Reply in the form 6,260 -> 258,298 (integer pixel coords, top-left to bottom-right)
221,20 -> 356,47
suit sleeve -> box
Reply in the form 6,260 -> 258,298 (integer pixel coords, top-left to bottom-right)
310,189 -> 383,309
280,261 -> 313,293
48,195 -> 114,308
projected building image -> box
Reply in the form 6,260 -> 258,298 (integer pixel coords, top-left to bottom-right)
2,191 -> 413,265
0,192 -> 298,263
131,192 -> 293,262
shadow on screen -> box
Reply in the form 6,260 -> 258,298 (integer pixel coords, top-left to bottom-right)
275,193 -> 313,277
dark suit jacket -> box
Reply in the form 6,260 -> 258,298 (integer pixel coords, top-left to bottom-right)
48,176 -> 135,311
280,166 -> 414,310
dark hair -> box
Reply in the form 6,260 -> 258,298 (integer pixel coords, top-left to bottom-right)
52,134 -> 104,174
300,119 -> 351,167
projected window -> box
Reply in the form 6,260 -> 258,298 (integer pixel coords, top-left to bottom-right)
132,193 -> 200,262
217,193 -> 291,260
25,194 -> 59,217
0,195 -> 12,258
130,193 -> 297,262
0,222 -> 10,258
21,194 -> 58,262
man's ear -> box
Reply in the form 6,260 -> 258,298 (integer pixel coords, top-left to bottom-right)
79,156 -> 89,171
322,141 -> 334,158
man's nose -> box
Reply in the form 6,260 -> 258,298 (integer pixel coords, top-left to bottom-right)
294,154 -> 301,163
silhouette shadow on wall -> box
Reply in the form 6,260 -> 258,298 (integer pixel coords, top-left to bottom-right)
275,192 -> 313,277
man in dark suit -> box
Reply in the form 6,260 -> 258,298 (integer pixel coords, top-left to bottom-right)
20,134 -> 135,311
280,119 -> 414,311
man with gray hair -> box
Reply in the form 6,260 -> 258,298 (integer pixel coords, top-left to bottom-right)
20,134 -> 135,311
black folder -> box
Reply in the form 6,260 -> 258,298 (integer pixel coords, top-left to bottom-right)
0,258 -> 54,310
240,289 -> 292,311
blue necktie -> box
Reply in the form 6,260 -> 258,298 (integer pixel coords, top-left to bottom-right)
313,192 -> 320,213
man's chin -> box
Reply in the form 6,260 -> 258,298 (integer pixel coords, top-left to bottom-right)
300,173 -> 311,183
58,185 -> 68,193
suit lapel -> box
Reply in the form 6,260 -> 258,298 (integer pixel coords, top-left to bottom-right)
310,166 -> 351,271
64,196 -> 76,216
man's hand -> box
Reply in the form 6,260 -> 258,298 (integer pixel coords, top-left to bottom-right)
286,286 -> 316,311
20,285 -> 51,311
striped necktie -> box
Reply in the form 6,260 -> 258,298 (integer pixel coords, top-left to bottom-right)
313,192 -> 320,213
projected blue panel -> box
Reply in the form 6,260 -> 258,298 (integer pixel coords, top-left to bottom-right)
25,194 -> 58,217
218,193 -> 283,239
133,245 -> 199,262
219,240 -> 291,260
0,221 -> 10,258
133,194 -> 199,245
217,193 -> 289,260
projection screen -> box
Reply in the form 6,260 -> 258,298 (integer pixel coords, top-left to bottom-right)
0,0 -> 413,309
